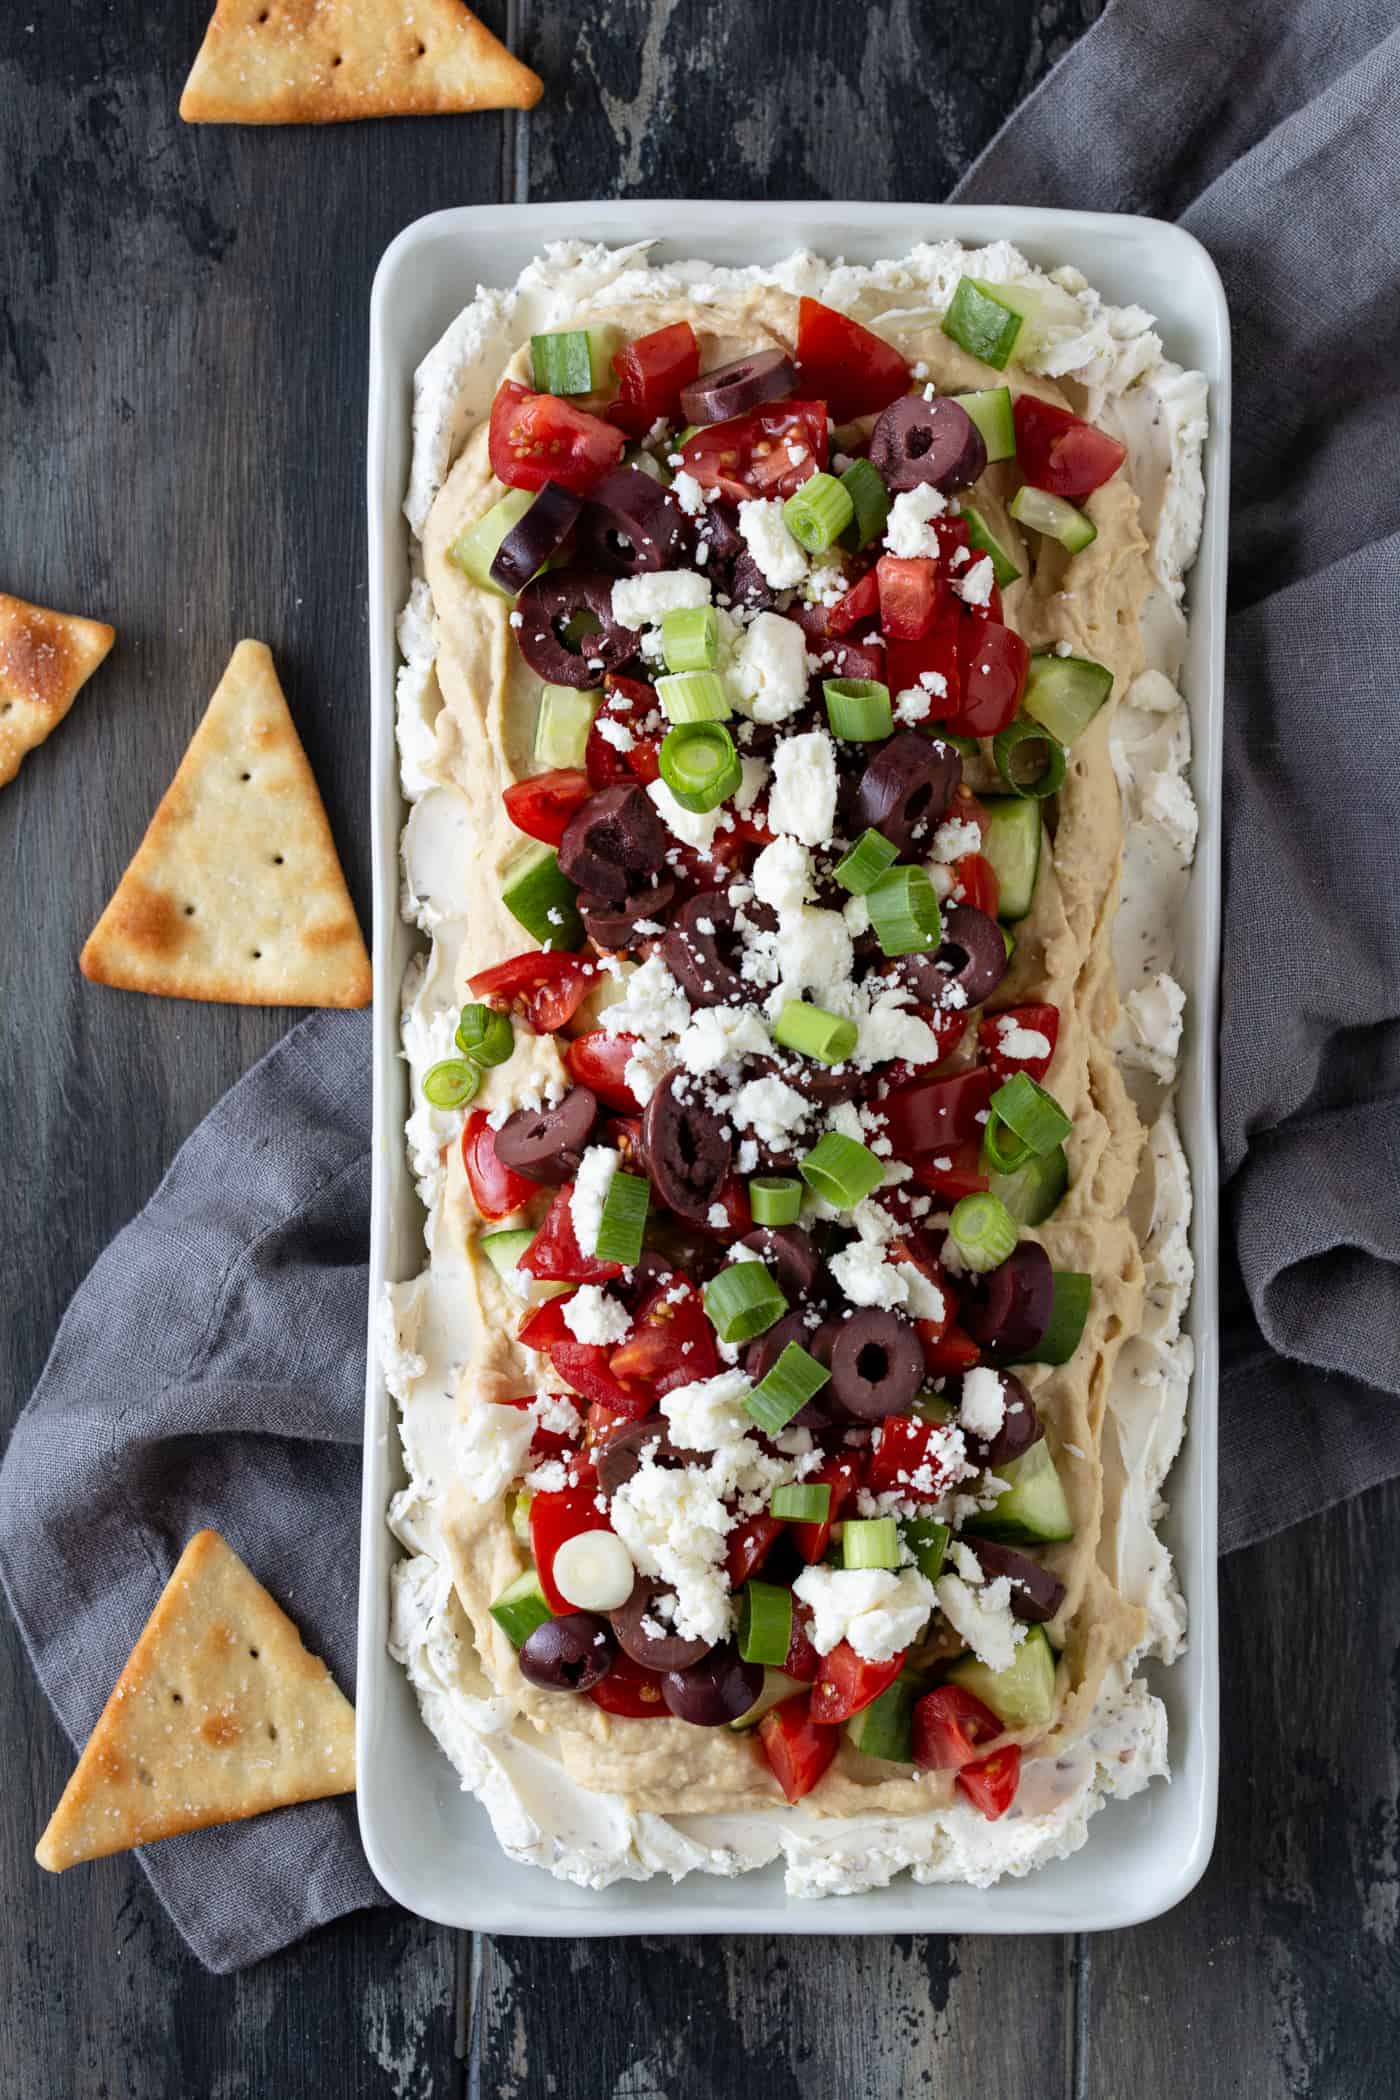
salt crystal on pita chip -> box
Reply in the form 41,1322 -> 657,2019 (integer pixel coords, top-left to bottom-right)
0,590 -> 114,789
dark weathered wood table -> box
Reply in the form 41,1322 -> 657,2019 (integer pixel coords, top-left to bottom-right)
3,3 -> 1398,2093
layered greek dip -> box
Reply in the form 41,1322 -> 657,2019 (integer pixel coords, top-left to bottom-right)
382,240 -> 1206,1896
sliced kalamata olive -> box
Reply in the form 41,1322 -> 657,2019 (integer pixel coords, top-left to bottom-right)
855,731 -> 962,853
642,1069 -> 732,1223
701,504 -> 744,563
579,871 -> 677,952
514,568 -> 639,689
967,1540 -> 1066,1623
959,1371 -> 1043,1469
743,1307 -> 821,1383
894,902 -> 1007,1011
660,892 -> 771,1009
518,1612 -> 615,1692
578,466 -> 688,575
558,784 -> 668,903
766,1055 -> 864,1106
740,1226 -> 819,1302
489,481 -> 583,594
728,549 -> 778,612
615,1250 -> 679,1313
493,1086 -> 598,1186
661,1644 -> 765,1726
680,349 -> 796,427
610,1574 -> 713,1671
828,1308 -> 925,1421
593,1416 -> 679,1495
962,1242 -> 1055,1362
869,395 -> 987,494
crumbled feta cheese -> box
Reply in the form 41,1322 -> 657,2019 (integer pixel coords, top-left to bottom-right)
729,611 -> 811,724
609,1463 -> 734,1646
562,1285 -> 633,1346
648,775 -> 725,850
955,556 -> 996,609
457,1403 -> 535,1504
1143,768 -> 1199,861
660,1369 -> 754,1452
531,1392 -> 582,1438
883,482 -> 948,557
831,1239 -> 906,1308
569,1144 -> 621,1257
766,731 -> 838,847
676,1005 -> 773,1076
737,498 -> 809,590
733,753 -> 770,814
732,1074 -> 811,1149
935,1571 -> 1025,1672
792,1565 -> 936,1661
994,1017 -> 1053,1063
960,1365 -> 1008,1440
671,469 -> 708,517
931,815 -> 983,864
595,715 -> 636,753
751,836 -> 813,913
612,569 -> 710,628
768,906 -> 853,1004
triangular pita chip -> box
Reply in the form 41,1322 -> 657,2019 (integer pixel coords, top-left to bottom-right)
0,590 -> 115,789
180,0 -> 542,124
80,639 -> 372,1007
36,1530 -> 356,1872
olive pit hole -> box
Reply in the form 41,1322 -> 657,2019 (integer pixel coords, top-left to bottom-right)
856,1342 -> 889,1383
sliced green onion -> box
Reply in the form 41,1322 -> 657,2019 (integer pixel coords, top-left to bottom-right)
941,730 -> 982,761
738,1581 -> 794,1667
948,1192 -> 1019,1273
422,1059 -> 482,1110
660,604 -> 719,674
658,721 -> 741,812
951,388 -> 1016,462
593,1171 -> 650,1267
833,828 -> 900,896
784,471 -> 855,554
704,1261 -> 788,1345
867,865 -> 942,956
841,1517 -> 900,1571
901,1517 -> 950,1582
986,1143 -> 1069,1227
991,1071 -> 1073,1157
534,684 -> 598,769
530,326 -> 617,395
1034,1271 -> 1093,1365
981,1114 -> 1034,1176
502,843 -> 585,949
993,717 -> 1068,801
456,1003 -> 515,1067
942,278 -> 1026,370
824,677 -> 893,741
748,1176 -> 803,1227
800,1131 -> 885,1210
656,668 -> 730,723
773,1000 -> 858,1066
746,1343 -> 832,1435
840,458 -> 891,551
771,1479 -> 833,1523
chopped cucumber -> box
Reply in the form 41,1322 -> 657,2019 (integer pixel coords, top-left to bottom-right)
942,279 -> 1026,370
480,1227 -> 537,1297
502,842 -> 585,950
952,387 -> 1016,461
947,1625 -> 1057,1730
1030,1271 -> 1092,1366
968,1442 -> 1074,1546
979,796 -> 1042,921
530,326 -> 619,396
489,1565 -> 553,1649
1009,483 -> 1097,554
901,1517 -> 950,1582
623,443 -> 669,485
985,1143 -> 1069,1226
1022,653 -> 1114,747
960,503 -> 1022,588
534,685 -> 598,770
447,490 -> 536,598
845,1675 -> 919,1762
507,1488 -> 533,1547
728,1668 -> 807,1732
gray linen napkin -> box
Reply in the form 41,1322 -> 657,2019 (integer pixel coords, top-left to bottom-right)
5,0 -> 1399,1974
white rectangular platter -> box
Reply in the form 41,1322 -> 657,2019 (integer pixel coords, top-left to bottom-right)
359,200 -> 1228,1936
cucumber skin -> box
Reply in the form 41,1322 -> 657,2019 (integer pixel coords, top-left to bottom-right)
845,1676 -> 918,1762
979,797 -> 1042,921
947,1625 -> 1057,1730
967,1442 -> 1075,1546
985,1144 -> 1069,1227
489,1566 -> 553,1649
961,503 -> 1023,589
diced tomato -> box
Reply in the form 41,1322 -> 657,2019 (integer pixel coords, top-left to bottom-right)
909,1139 -> 989,1202
518,1295 -> 640,1414
488,380 -> 624,495
953,851 -> 1000,918
790,1454 -> 863,1565
866,1413 -> 961,1502
602,1113 -> 646,1172
564,1030 -> 642,1112
957,1743 -> 1022,1820
757,1696 -> 841,1803
810,1643 -> 905,1725
609,1279 -> 718,1400
725,1513 -> 784,1590
783,1607 -> 823,1684
917,1322 -> 982,1375
586,1647 -> 669,1719
498,1393 -> 584,1468
585,673 -> 663,790
1012,394 -> 1126,501
680,401 -> 827,503
875,1066 -> 996,1159
693,1175 -> 752,1238
517,1294 -> 571,1350
461,1111 -> 536,1221
469,951 -> 599,1035
796,297 -> 911,424
883,603 -> 961,721
519,1183 -> 624,1286
529,1486 -> 614,1614
979,1003 -> 1060,1084
934,516 -> 972,564
826,569 -> 879,636
945,619 -> 1028,739
876,555 -> 941,641
911,1684 -> 1003,1771
608,321 -> 700,438
502,768 -> 593,848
